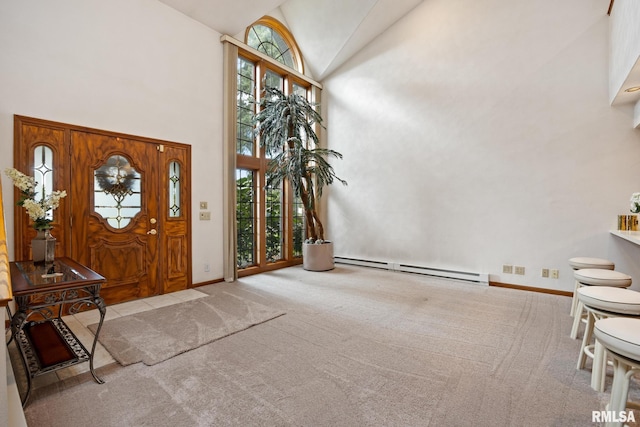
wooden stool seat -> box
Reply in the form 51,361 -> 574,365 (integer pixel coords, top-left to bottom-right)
570,269 -> 631,339
569,257 -> 615,270
594,317 -> 640,426
579,286 -> 640,315
568,258 -> 615,318
576,287 -> 640,392
574,269 -> 631,287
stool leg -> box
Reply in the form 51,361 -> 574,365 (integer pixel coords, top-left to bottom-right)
570,301 -> 584,339
577,311 -> 594,370
606,359 -> 625,427
570,280 -> 579,317
591,339 -> 607,392
606,360 -> 634,427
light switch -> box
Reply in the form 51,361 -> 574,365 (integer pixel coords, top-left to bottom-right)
199,201 -> 208,210
199,211 -> 211,220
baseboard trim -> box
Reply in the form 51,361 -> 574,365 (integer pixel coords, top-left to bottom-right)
191,277 -> 224,288
489,281 -> 572,297
188,272 -> 573,298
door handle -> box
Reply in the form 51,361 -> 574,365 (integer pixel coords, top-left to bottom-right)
147,229 -> 157,235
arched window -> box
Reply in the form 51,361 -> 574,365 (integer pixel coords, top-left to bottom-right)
222,16 -> 317,277
245,17 -> 303,73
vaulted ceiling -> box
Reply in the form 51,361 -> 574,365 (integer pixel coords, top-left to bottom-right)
155,0 -> 425,79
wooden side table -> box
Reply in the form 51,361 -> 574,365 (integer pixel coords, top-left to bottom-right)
7,257 -> 107,406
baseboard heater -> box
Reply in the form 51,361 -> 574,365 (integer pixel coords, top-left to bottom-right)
334,256 -> 489,285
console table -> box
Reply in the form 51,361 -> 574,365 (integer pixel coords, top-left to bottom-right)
7,257 -> 106,406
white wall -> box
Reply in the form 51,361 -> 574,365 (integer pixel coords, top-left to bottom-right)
324,0 -> 640,292
0,0 -> 225,282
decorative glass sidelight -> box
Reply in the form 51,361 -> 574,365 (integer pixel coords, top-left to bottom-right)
33,145 -> 54,221
94,155 -> 141,229
31,145 -> 57,263
168,161 -> 181,217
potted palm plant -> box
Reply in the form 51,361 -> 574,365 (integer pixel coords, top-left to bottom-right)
254,86 -> 346,271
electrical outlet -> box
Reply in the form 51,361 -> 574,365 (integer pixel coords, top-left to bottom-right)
541,268 -> 549,278
515,266 -> 525,275
503,264 -> 513,274
204,263 -> 210,272
550,269 -> 559,279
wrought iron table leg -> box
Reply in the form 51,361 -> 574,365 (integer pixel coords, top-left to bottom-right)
11,297 -> 31,407
88,288 -> 106,384
20,356 -> 32,407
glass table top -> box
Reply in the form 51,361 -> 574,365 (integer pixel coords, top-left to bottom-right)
15,260 -> 88,287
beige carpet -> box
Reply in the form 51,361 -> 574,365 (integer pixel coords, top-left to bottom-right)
21,265 -> 638,426
88,291 -> 285,366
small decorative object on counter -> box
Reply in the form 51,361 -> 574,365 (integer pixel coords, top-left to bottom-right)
31,228 -> 56,264
619,215 -> 628,231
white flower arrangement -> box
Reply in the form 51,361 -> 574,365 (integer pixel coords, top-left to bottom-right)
4,168 -> 67,230
631,193 -> 640,214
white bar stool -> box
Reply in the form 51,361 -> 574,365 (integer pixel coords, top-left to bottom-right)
570,269 -> 631,340
575,286 -> 640,392
568,257 -> 614,317
594,317 -> 640,427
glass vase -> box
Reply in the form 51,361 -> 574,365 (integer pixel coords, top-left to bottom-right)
32,228 -> 56,264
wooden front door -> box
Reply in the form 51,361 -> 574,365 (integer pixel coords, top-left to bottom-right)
70,132 -> 160,303
69,131 -> 192,304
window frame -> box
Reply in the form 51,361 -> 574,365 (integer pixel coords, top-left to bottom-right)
235,52 -> 312,276
221,25 -> 322,280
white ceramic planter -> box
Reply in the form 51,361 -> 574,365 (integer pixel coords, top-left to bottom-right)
302,241 -> 334,271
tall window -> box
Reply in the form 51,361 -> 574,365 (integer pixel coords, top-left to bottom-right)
234,17 -> 310,275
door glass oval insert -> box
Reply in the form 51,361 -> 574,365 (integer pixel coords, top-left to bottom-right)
94,155 -> 141,229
